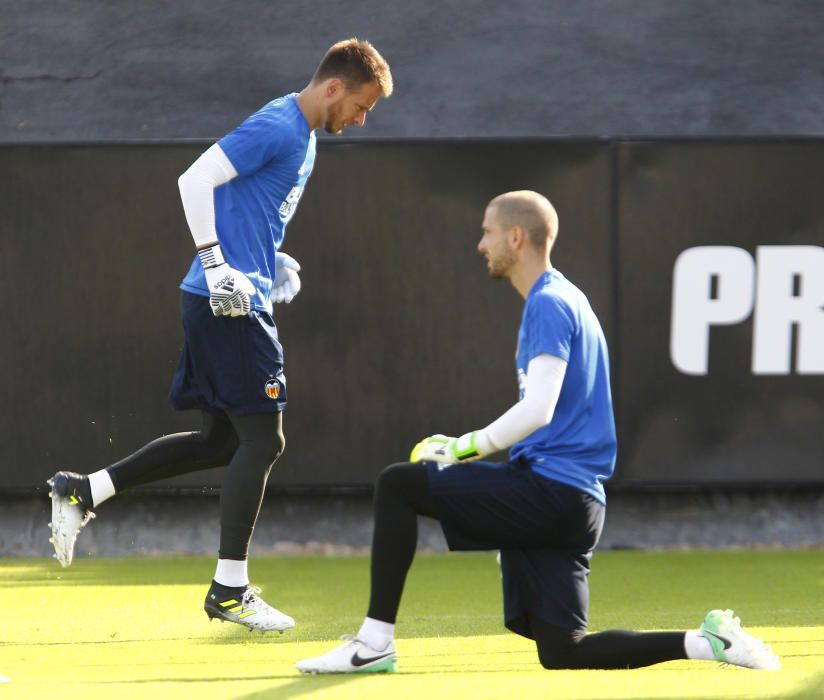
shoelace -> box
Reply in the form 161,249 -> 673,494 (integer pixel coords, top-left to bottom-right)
727,613 -> 772,652
722,613 -> 779,667
240,586 -> 266,610
338,634 -> 386,650
60,486 -> 95,527
60,500 -> 95,529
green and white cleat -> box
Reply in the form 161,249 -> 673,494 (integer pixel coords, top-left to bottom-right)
296,636 -> 396,674
47,472 -> 95,568
699,609 -> 781,670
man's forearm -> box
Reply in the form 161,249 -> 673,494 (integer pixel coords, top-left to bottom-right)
478,353 -> 568,454
178,143 -> 238,249
410,354 -> 567,464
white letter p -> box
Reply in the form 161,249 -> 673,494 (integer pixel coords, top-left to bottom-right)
670,246 -> 755,375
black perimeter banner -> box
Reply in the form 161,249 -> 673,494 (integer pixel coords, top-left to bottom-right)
0,140 -> 821,490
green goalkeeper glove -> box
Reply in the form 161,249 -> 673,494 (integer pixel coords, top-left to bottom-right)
409,431 -> 482,465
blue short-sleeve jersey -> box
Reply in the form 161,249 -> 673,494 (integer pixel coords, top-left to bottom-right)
180,93 -> 316,313
510,270 -> 617,504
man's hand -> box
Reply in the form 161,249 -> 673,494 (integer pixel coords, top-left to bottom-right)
409,432 -> 482,465
272,252 -> 302,304
199,243 -> 256,317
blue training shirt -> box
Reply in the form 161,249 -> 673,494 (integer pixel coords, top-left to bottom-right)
509,270 -> 617,505
180,93 -> 317,313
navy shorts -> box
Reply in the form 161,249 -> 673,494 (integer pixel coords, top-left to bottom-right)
169,292 -> 287,415
426,459 -> 605,639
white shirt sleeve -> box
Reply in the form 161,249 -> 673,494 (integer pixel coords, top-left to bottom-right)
177,143 -> 238,248
474,353 -> 567,454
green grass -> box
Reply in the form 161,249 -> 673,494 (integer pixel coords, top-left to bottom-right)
1,551 -> 822,699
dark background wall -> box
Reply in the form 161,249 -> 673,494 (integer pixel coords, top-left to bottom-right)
0,141 -> 614,490
3,1 -> 824,142
2,140 -> 822,491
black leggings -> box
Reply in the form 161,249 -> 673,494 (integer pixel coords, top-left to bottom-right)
106,410 -> 284,560
532,618 -> 686,669
367,462 -> 436,623
368,462 -> 687,669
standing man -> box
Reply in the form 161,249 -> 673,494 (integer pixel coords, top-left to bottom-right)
47,38 -> 393,634
296,190 -> 779,672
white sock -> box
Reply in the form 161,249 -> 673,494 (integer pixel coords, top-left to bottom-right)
684,630 -> 716,660
357,617 -> 395,651
214,559 -> 249,588
88,470 -> 116,508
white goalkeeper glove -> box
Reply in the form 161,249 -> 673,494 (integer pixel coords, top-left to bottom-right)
409,431 -> 484,466
198,243 -> 256,317
271,252 -> 302,304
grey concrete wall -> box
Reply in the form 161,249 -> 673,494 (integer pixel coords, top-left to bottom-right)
3,1 -> 824,141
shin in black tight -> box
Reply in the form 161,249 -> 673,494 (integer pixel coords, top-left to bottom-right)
532,616 -> 687,669
218,412 -> 285,560
367,462 -> 436,623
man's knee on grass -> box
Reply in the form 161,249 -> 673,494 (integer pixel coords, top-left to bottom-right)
534,623 -> 585,670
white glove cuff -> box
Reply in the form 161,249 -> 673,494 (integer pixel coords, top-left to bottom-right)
198,243 -> 225,269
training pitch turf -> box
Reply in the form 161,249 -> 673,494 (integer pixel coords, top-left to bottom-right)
1,550 -> 822,699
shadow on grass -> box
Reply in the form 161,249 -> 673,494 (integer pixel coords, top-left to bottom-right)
200,670 -> 824,700
89,674 -> 359,698
235,675 -> 359,699
563,671 -> 824,700
791,672 -> 824,699
86,670 -> 824,700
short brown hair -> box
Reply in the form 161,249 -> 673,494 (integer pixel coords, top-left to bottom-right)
488,191 -> 559,250
312,38 -> 393,97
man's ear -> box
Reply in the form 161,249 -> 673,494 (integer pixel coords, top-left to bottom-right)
325,78 -> 344,98
509,225 -> 527,249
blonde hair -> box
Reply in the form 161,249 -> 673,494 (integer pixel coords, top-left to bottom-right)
488,190 -> 558,249
312,38 -> 393,97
